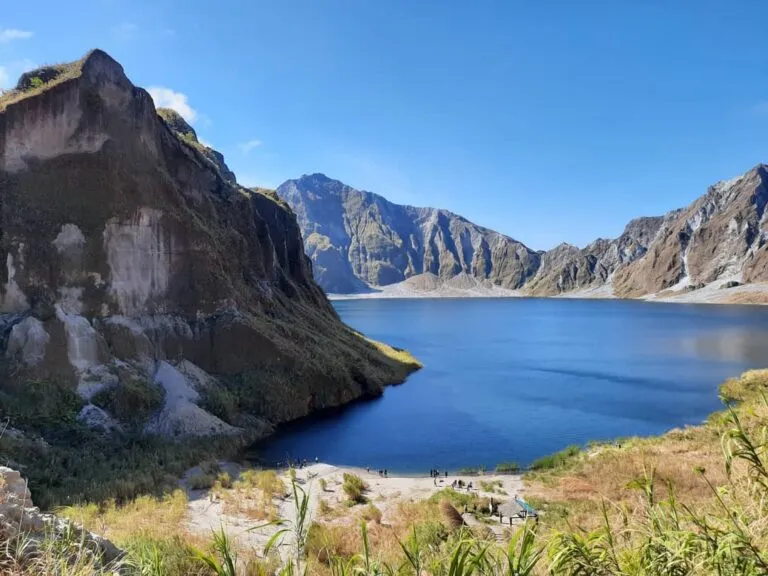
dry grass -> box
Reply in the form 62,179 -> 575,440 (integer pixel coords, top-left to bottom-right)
218,468 -> 286,521
720,291 -> 768,305
439,500 -> 465,530
479,479 -> 506,494
58,490 -> 190,543
0,57 -> 86,112
525,369 -> 768,535
365,337 -> 423,370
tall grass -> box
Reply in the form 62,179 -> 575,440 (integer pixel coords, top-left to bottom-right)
4,373 -> 768,574
342,473 -> 368,504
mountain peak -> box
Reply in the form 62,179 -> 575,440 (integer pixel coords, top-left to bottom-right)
157,108 -> 197,140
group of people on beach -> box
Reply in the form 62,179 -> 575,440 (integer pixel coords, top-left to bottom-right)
429,468 -> 447,478
279,456 -> 319,469
453,479 -> 473,491
366,467 -> 389,477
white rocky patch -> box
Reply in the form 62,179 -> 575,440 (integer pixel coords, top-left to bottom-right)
2,90 -> 108,173
77,404 -> 122,433
55,305 -> 100,373
54,305 -> 117,397
57,286 -> 85,315
148,361 -> 239,437
2,253 -> 29,313
52,223 -> 86,253
103,207 -> 171,316
177,359 -> 219,390
6,316 -> 49,366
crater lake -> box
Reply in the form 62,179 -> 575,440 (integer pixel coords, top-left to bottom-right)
256,298 -> 768,473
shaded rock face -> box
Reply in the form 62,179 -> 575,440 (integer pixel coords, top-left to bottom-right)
156,107 -> 238,185
0,50 -> 416,438
524,216 -> 665,295
277,174 -> 541,292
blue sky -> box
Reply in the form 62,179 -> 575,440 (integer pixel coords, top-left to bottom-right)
2,1 -> 768,249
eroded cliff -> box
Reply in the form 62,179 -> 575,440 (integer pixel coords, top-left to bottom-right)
0,50 -> 419,445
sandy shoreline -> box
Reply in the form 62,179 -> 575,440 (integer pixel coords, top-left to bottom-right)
184,461 -> 525,556
328,279 -> 768,306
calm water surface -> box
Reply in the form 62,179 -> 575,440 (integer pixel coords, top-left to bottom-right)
257,298 -> 768,473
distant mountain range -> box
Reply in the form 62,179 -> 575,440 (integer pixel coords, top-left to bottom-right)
276,165 -> 768,298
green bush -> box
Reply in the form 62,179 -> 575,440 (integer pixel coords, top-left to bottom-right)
494,461 -> 520,473
124,534 -> 209,575
92,378 -> 164,427
458,465 -> 487,475
188,473 -> 216,490
0,432 -> 239,510
529,444 -> 581,471
361,503 -> 382,524
199,384 -> 238,424
342,473 -> 368,504
215,471 -> 233,489
0,377 -> 83,435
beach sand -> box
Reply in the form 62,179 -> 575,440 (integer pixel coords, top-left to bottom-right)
185,462 -> 525,556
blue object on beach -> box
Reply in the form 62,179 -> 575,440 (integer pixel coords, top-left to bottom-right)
515,498 -> 537,517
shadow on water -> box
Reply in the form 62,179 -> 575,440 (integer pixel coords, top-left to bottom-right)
249,299 -> 768,473
244,392 -> 387,466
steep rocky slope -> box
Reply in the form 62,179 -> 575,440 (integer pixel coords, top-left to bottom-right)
277,174 -> 541,293
0,50 -> 418,447
524,216 -> 667,296
614,165 -> 768,296
279,167 -> 768,299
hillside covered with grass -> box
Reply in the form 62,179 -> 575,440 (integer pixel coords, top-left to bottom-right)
2,369 -> 766,575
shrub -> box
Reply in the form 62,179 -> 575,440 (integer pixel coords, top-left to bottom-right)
215,472 -> 233,489
478,479 -> 504,493
361,503 -> 382,524
0,377 -> 83,434
529,444 -> 581,470
199,384 -> 238,424
239,469 -> 285,498
458,466 -> 487,475
319,478 -> 328,492
342,473 -> 368,504
92,377 -> 164,426
495,461 -> 520,473
188,473 -> 216,490
318,499 -> 334,517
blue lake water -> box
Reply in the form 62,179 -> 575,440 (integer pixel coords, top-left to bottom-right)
257,298 -> 768,473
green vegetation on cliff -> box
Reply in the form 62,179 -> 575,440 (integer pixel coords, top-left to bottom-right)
0,49 -> 422,515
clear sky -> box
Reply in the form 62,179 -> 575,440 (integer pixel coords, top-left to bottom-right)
2,1 -> 768,249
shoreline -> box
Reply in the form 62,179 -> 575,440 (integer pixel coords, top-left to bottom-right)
328,280 -> 768,306
184,460 -> 527,553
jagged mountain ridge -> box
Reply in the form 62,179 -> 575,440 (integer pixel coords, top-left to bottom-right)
277,174 -> 541,293
278,166 -> 768,297
614,166 -> 768,296
0,50 -> 418,441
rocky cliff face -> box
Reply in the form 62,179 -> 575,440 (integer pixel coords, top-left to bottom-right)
0,50 -> 418,441
524,216 -> 666,295
277,174 -> 541,292
279,167 -> 768,298
613,166 -> 768,296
